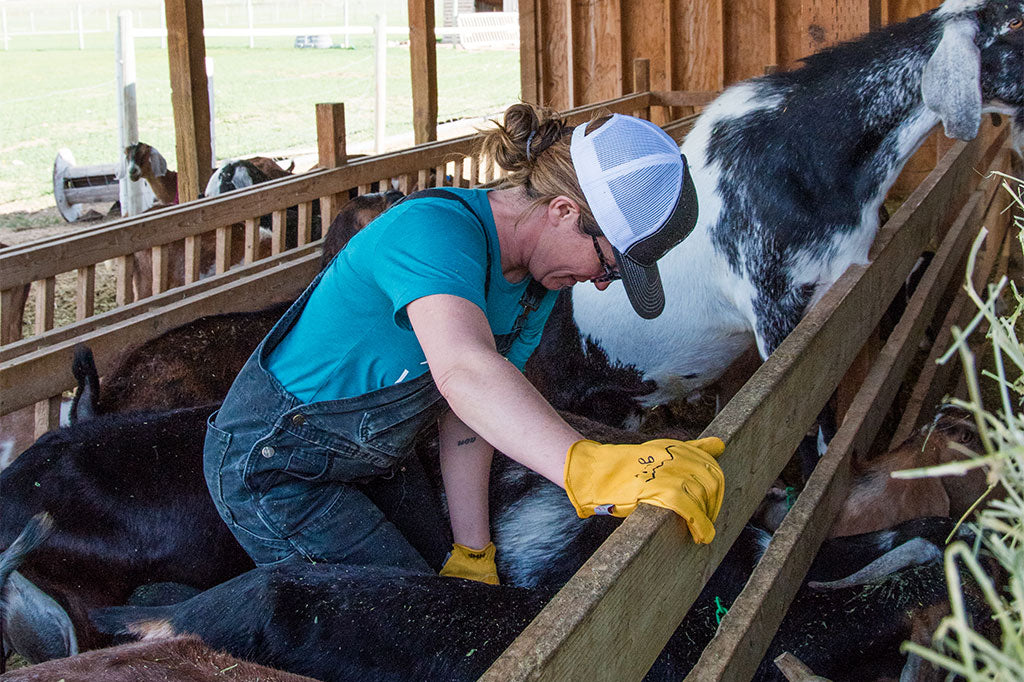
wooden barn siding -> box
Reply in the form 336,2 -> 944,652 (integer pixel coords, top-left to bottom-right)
527,0 -> 942,105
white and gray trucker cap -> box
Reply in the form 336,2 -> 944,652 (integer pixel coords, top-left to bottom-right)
570,114 -> 698,319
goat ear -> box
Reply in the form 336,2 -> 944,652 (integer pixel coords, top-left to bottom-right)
922,18 -> 982,140
150,149 -> 168,177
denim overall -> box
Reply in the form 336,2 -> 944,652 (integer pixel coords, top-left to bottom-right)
203,190 -> 545,571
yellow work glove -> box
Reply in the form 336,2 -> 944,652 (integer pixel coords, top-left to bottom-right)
564,437 -> 726,543
439,542 -> 500,585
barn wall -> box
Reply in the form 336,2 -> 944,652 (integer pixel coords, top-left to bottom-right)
524,0 -> 942,110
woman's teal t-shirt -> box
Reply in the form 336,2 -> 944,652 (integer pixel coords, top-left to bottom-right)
266,188 -> 558,402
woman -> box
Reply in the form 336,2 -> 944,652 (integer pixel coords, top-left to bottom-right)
203,104 -> 726,584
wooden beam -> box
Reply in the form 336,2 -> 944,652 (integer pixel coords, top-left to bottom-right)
163,0 -> 212,203
408,0 -> 437,144
480,126 -> 1002,682
0,251 -> 320,415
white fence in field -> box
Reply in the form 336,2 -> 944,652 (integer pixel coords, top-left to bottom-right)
0,1 -> 520,51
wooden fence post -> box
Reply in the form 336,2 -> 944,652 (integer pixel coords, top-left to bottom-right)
316,102 -> 348,234
409,0 -> 437,144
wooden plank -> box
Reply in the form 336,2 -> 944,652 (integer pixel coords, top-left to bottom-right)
316,103 -> 347,169
724,0 -> 777,83
297,202 -> 313,245
518,0 -> 541,105
244,218 -> 259,264
75,266 -> 95,321
0,245 -> 316,366
272,210 -> 285,255
151,243 -> 170,295
184,235 -> 200,284
565,0 -> 575,109
0,252 -> 320,416
481,127 -> 999,682
215,225 -> 231,274
408,0 -> 437,144
650,90 -> 720,108
163,0 -> 212,202
1,287 -> 24,345
33,396 -> 61,439
115,255 -> 133,306
33,277 -> 55,335
688,183 -> 988,682
776,0 -> 804,68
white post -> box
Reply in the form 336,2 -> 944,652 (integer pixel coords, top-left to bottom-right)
116,12 -> 145,217
247,0 -> 255,48
104,9 -> 109,31
159,10 -> 166,49
342,0 -> 350,48
374,13 -> 386,154
207,57 -> 216,164
2,7 -> 8,51
77,4 -> 85,50
30,10 -> 36,33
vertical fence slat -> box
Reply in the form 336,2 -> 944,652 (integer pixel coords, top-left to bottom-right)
75,265 -> 95,320
34,396 -> 62,439
1,287 -> 24,344
34,277 -> 55,335
434,164 -> 445,187
358,184 -> 370,195
152,244 -> 169,294
271,211 -> 286,255
184,235 -> 201,283
215,226 -> 231,274
470,155 -> 480,188
298,202 -> 313,243
116,255 -> 134,305
244,218 -> 259,264
417,169 -> 429,192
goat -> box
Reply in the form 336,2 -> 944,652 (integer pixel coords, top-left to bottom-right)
537,2 -> 1024,428
204,156 -> 294,197
0,635 -> 317,681
0,404 -> 254,650
1,514 -> 77,673
124,142 -> 177,206
829,405 -> 991,537
320,189 -> 404,270
88,517 -> 983,682
69,303 -> 289,423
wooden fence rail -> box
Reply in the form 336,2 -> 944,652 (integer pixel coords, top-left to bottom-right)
0,91 -> 699,434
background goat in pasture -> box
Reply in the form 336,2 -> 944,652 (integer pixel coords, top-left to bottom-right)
537,2 -> 1024,434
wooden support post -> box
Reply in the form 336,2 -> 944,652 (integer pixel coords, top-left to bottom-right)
164,0 -> 212,203
76,265 -> 95,320
316,102 -> 348,231
408,0 -> 437,144
519,0 -> 541,105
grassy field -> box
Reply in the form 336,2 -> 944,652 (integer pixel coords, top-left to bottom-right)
0,35 -> 520,206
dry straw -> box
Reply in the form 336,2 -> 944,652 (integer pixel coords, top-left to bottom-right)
894,171 -> 1024,679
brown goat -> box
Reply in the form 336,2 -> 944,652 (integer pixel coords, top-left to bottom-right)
1,635 -> 317,681
829,407 -> 991,538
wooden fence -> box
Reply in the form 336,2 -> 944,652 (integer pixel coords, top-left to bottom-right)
0,88 -> 1017,679
0,84 -> 705,436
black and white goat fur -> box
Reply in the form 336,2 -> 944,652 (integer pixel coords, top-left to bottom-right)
567,0 -> 1024,410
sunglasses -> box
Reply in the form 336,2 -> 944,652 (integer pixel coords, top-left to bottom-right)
591,236 -> 621,283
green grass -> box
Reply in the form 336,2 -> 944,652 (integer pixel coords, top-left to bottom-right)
0,37 -> 520,204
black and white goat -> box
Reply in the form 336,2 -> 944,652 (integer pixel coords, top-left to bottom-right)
561,1 -> 1024,415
